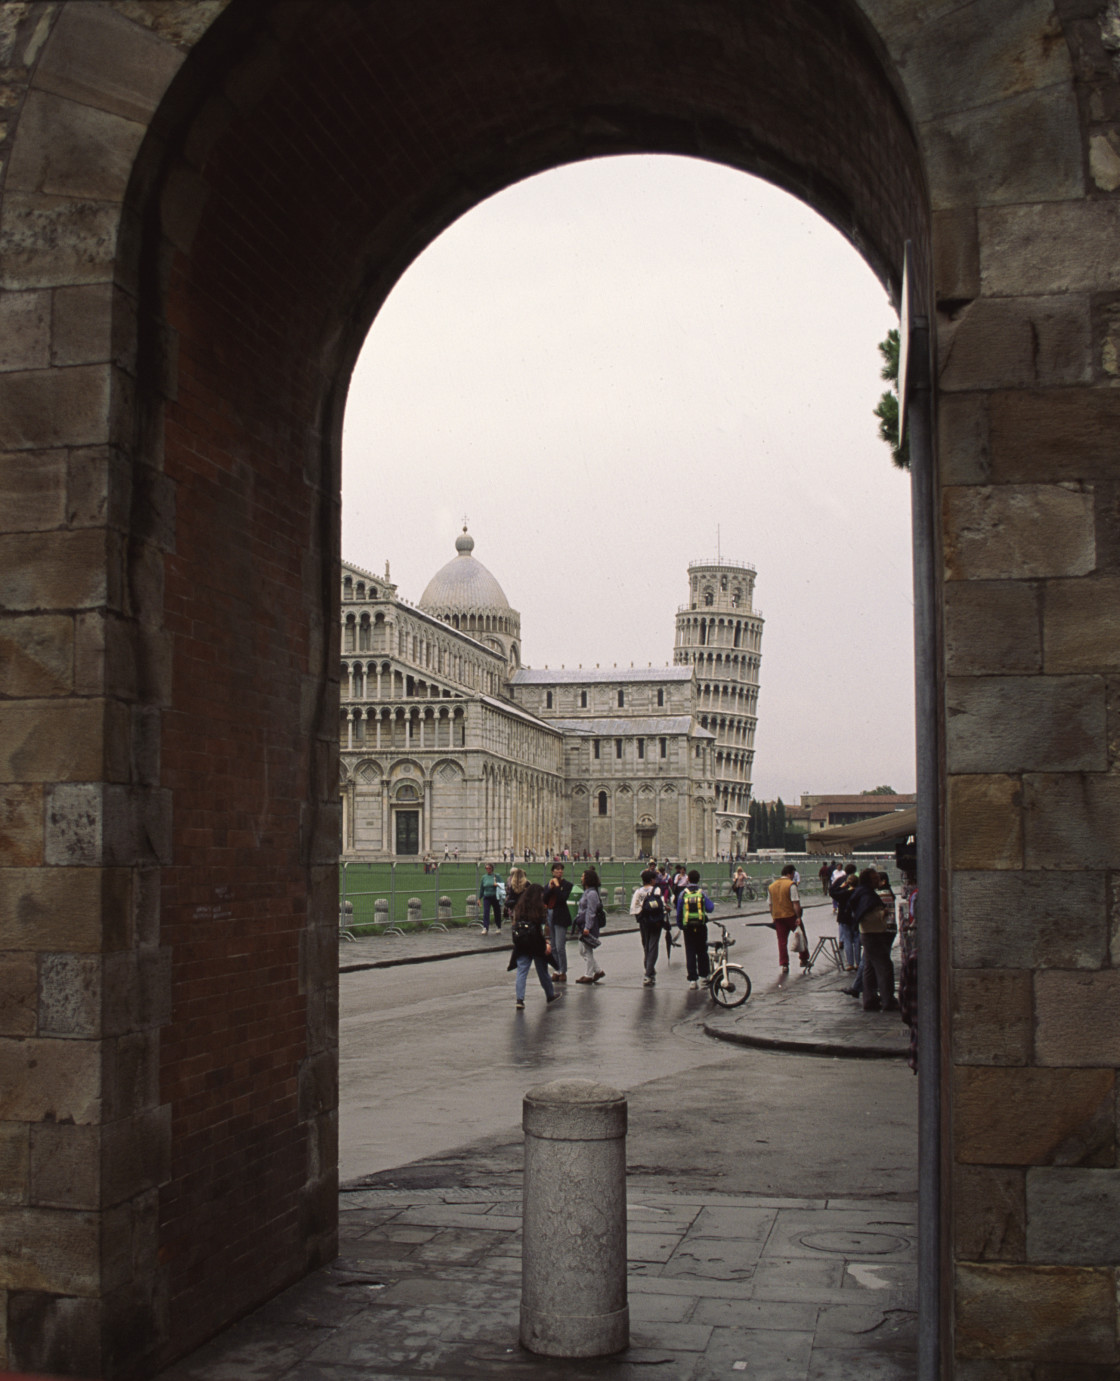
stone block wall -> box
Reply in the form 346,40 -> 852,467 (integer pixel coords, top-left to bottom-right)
905,0 -> 1120,1369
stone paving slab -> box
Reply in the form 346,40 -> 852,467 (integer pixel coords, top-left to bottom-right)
703,965 -> 912,1060
156,1185 -> 917,1381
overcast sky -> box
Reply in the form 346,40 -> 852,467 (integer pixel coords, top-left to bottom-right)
341,154 -> 915,803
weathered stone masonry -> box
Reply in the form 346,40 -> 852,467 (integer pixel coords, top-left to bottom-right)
1,1 -> 1119,1376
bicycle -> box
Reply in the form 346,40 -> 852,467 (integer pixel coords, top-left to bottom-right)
706,920 -> 752,1007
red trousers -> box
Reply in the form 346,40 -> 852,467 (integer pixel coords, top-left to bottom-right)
773,917 -> 805,968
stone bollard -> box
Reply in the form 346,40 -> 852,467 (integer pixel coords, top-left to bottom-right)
407,896 -> 422,925
374,898 -> 389,927
520,1080 -> 628,1358
465,896 -> 479,920
613,886 -> 625,911
438,895 -> 452,922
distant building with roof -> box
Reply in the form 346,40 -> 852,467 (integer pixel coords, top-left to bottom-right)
801,793 -> 917,836
339,531 -> 763,859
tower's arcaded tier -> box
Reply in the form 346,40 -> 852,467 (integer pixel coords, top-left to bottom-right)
673,560 -> 763,857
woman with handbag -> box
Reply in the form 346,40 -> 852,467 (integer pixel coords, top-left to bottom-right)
851,867 -> 899,1012
508,884 -> 560,1010
575,867 -> 606,984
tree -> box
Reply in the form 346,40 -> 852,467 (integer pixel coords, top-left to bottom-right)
874,328 -> 910,470
861,785 -> 897,796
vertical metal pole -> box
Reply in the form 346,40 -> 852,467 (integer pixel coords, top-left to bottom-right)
907,317 -> 942,1381
390,860 -> 396,927
340,861 -> 347,928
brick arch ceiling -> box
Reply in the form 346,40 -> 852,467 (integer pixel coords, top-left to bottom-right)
140,0 -> 927,418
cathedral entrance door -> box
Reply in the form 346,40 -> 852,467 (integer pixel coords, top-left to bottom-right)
395,811 -> 420,855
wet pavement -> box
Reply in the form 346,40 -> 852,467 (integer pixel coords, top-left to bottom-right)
341,898 -> 912,1064
154,900 -> 918,1379
157,1177 -> 917,1380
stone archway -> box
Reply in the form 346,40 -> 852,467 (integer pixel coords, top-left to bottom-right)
2,3 -> 1118,1377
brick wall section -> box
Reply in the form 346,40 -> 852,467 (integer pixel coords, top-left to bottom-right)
2,0 -> 1118,1377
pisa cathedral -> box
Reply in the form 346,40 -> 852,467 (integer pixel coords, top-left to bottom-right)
340,529 -> 763,860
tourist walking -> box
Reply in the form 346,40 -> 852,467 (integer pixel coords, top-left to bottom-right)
544,863 -> 573,984
767,863 -> 807,974
732,866 -> 748,907
676,869 -> 714,989
575,867 -> 605,983
630,868 -> 670,985
478,862 -> 503,934
508,884 -> 560,1010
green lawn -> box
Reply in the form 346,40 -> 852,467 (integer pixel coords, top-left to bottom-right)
336,857 -> 844,930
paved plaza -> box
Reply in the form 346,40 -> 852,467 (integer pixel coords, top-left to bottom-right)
158,903 -> 918,1379
156,1180 -> 916,1380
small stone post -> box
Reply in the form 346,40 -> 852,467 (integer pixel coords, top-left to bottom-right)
465,896 -> 479,920
438,895 -> 452,922
407,896 -> 422,925
613,886 -> 625,910
374,898 -> 389,927
520,1079 -> 628,1357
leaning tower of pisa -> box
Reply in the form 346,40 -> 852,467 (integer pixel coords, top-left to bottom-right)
674,559 -> 763,857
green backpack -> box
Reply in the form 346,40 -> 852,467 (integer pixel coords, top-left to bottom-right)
681,888 -> 706,927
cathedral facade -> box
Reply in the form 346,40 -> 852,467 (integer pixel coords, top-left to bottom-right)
339,532 -> 762,859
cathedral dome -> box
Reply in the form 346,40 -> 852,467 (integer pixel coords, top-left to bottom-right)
419,528 -> 512,614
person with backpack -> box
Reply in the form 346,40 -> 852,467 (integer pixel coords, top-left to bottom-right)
574,867 -> 606,983
508,884 -> 561,1010
675,869 -> 714,989
630,868 -> 669,986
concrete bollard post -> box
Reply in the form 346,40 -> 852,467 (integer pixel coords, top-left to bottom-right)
374,898 -> 389,927
520,1079 -> 628,1358
407,896 -> 422,925
465,896 -> 479,920
613,886 -> 625,911
438,895 -> 452,922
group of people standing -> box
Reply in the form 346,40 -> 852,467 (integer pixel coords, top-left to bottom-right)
825,860 -> 900,1012
503,861 -> 724,1007
500,863 -> 608,1009
629,865 -> 716,990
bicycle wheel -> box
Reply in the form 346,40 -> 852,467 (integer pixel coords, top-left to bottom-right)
709,964 -> 751,1007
